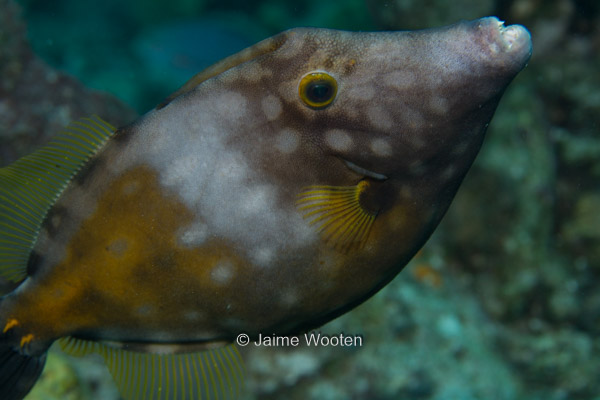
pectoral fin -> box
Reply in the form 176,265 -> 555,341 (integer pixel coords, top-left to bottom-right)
297,180 -> 379,252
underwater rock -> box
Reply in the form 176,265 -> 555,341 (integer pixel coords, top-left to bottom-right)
0,0 -> 136,166
500,328 -> 598,399
562,193 -> 600,265
24,353 -> 82,400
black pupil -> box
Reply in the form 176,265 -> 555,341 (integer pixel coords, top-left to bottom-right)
307,81 -> 332,102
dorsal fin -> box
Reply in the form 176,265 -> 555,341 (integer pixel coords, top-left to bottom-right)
0,116 -> 115,282
58,337 -> 245,400
157,32 -> 287,109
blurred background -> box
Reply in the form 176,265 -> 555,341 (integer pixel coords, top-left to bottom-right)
1,0 -> 599,399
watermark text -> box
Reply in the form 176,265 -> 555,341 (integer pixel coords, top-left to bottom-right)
236,332 -> 363,347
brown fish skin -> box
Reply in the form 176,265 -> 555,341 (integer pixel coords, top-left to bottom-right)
1,18 -> 531,355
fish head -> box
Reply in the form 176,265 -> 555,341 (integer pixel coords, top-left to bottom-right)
198,18 -> 532,253
249,17 -> 532,184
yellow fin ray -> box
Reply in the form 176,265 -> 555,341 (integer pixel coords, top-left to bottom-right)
297,181 -> 377,251
0,116 -> 114,282
58,337 -> 245,400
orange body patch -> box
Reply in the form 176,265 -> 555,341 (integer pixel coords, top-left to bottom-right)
10,166 -> 247,342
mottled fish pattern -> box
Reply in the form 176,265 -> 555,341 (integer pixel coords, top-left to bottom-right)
0,17 -> 531,400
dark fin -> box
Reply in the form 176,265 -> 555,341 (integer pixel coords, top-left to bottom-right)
157,33 -> 288,109
297,180 -> 378,252
59,337 -> 245,400
0,342 -> 47,400
0,116 -> 115,282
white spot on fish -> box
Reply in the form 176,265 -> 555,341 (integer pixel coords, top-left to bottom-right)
402,106 -> 425,130
145,343 -> 190,353
429,96 -> 449,115
179,222 -> 208,247
280,289 -> 299,306
366,106 -> 393,130
183,310 -> 204,322
384,70 -> 416,90
261,95 -> 283,121
252,246 -> 275,267
409,160 -> 427,176
489,42 -> 500,54
162,154 -> 208,190
278,79 -> 297,103
452,141 -> 469,156
214,91 -> 248,121
325,129 -> 353,152
275,129 -> 300,153
243,62 -> 273,83
346,84 -> 375,101
370,138 -> 393,157
440,165 -> 457,181
211,261 -> 235,285
242,185 -> 274,216
50,214 -> 62,231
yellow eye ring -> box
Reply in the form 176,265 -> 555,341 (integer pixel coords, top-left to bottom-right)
298,72 -> 338,109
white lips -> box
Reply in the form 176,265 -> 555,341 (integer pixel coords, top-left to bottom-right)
490,17 -> 532,54
499,24 -> 529,50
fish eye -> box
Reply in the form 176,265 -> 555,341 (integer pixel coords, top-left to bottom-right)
298,72 -> 338,109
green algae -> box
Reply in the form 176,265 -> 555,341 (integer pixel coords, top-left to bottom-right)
26,351 -> 84,400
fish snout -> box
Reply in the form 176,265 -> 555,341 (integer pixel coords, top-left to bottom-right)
476,17 -> 532,70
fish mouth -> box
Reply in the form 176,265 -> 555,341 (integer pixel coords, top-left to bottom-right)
479,17 -> 532,64
343,159 -> 388,181
498,22 -> 529,51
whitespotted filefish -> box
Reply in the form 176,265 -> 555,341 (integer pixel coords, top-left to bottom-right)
0,17 -> 531,400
